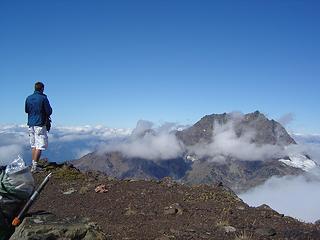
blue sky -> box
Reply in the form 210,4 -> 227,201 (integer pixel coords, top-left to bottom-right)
0,0 -> 319,133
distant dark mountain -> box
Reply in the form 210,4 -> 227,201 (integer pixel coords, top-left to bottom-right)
72,111 -> 313,193
73,151 -> 191,180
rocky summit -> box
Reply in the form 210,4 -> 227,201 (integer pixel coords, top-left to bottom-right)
175,111 -> 296,146
13,161 -> 320,240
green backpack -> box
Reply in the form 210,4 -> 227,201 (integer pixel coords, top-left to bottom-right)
0,159 -> 35,240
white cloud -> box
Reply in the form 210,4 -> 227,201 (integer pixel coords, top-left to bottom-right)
277,113 -> 295,126
291,133 -> 320,146
189,120 -> 284,161
239,173 -> 320,223
131,120 -> 154,139
291,134 -> 320,164
0,125 -> 29,165
0,144 -> 25,166
74,148 -> 93,159
0,125 -> 131,164
99,120 -> 185,160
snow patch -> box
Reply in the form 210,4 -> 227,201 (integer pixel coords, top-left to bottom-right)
279,153 -> 317,171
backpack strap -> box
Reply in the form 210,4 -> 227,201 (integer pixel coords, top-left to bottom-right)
0,168 -> 8,193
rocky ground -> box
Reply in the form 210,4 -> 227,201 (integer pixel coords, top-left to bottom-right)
24,161 -> 320,240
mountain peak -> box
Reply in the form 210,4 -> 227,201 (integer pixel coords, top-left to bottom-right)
176,111 -> 296,146
72,111 -> 306,194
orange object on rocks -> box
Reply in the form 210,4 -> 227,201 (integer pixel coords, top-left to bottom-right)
95,184 -> 108,193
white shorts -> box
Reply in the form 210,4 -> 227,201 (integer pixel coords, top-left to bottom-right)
28,126 -> 48,150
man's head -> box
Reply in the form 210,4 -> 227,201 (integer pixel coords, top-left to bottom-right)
34,82 -> 44,92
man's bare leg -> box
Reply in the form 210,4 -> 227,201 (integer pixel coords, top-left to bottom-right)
32,148 -> 36,161
31,148 -> 42,172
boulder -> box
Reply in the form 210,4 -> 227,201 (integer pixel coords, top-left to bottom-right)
10,213 -> 107,240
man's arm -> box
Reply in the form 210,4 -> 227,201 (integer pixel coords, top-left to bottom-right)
43,97 -> 52,116
25,98 -> 29,113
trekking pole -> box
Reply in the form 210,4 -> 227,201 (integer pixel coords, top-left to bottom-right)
12,172 -> 52,227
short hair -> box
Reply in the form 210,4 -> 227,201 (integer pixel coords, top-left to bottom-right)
35,82 -> 44,91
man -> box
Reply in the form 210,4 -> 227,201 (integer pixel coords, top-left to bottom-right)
25,82 -> 52,172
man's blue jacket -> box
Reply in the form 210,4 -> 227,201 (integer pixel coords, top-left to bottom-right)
25,91 -> 52,127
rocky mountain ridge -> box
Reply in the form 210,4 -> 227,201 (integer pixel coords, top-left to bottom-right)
72,111 -> 316,193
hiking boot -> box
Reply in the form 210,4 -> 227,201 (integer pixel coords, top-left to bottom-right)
31,165 -> 43,173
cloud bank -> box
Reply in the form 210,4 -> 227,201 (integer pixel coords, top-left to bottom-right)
240,173 -> 320,223
98,120 -> 185,160
0,125 -> 131,165
1,122 -> 319,166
